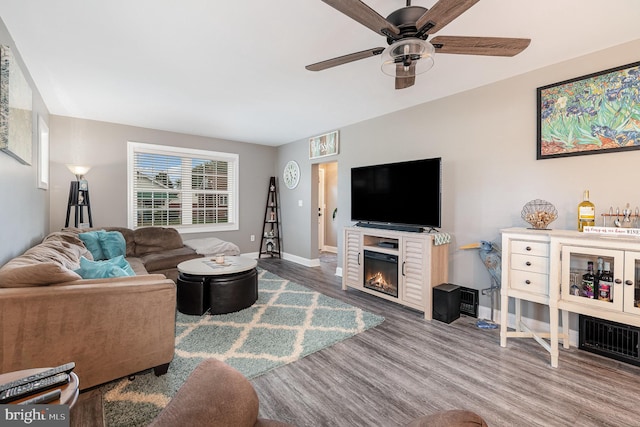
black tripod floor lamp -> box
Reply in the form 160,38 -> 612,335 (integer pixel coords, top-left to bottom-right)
65,165 -> 93,228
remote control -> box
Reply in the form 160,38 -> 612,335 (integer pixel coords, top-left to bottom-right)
17,388 -> 62,405
0,362 -> 75,392
0,373 -> 69,403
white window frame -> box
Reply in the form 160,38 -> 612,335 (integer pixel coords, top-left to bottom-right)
127,141 -> 239,233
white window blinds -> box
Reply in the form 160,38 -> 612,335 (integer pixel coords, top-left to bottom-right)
128,142 -> 239,232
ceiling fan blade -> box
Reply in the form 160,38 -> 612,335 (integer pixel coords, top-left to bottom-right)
430,36 -> 531,56
306,47 -> 385,71
395,63 -> 416,90
322,0 -> 400,38
415,0 -> 479,35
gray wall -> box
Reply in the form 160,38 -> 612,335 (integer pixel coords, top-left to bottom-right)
2,6 -> 639,323
276,39 -> 640,319
275,139 -> 316,262
0,18 -> 49,266
49,115 -> 277,253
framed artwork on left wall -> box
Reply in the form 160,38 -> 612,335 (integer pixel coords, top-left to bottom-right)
0,44 -> 33,165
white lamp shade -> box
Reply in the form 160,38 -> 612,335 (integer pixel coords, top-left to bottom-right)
66,165 -> 91,179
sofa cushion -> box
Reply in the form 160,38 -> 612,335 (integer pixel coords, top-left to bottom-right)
183,237 -> 240,256
134,227 -> 184,256
0,240 -> 85,287
43,232 -> 94,260
74,256 -> 135,279
139,246 -> 202,272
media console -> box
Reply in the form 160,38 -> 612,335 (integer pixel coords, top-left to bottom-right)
342,226 -> 450,319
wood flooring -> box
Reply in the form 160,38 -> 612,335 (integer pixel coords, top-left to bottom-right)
252,254 -> 640,427
70,253 -> 640,426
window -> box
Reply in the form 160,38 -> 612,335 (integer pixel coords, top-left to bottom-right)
127,142 -> 239,232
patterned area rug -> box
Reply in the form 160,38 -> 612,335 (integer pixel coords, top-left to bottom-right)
101,268 -> 384,426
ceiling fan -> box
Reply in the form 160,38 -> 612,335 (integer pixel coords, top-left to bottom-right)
306,0 -> 531,89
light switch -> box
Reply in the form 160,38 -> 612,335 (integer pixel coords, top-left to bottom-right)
298,200 -> 303,207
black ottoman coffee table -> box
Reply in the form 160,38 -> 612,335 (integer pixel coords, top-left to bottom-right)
177,256 -> 258,315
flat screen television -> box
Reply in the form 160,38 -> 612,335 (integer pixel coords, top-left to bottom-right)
350,157 -> 441,232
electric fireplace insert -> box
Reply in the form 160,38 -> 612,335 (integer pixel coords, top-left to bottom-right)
363,250 -> 398,298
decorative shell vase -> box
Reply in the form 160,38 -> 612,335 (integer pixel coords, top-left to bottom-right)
521,199 -> 558,229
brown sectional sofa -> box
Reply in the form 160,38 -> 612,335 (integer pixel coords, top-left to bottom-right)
72,226 -> 204,283
0,226 -> 202,390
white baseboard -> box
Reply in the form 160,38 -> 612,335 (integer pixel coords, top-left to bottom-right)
243,251 -> 320,267
282,252 -> 320,267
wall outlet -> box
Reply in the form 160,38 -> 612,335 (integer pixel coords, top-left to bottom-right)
250,234 -> 255,242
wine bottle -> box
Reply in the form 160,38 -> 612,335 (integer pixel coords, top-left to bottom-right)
598,261 -> 614,302
582,261 -> 595,299
596,257 -> 604,283
577,190 -> 595,232
595,257 -> 603,299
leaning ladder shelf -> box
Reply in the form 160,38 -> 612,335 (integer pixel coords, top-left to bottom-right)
259,177 -> 281,258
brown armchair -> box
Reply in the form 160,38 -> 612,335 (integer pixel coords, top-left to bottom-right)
149,358 -> 292,427
149,359 -> 488,427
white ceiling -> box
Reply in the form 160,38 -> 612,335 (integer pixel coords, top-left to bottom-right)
2,0 -> 640,146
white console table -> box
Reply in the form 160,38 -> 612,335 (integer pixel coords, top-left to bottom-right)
500,227 -> 640,367
342,226 -> 450,320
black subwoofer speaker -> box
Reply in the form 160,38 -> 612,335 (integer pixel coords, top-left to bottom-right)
433,283 -> 461,324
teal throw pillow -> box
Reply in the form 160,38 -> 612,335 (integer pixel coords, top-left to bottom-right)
100,231 -> 127,259
78,231 -> 106,260
74,256 -> 136,279
78,230 -> 127,260
109,255 -> 136,276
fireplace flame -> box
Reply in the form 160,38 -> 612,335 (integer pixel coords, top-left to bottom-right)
366,271 -> 395,293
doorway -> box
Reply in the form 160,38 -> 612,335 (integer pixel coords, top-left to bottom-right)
317,162 -> 338,253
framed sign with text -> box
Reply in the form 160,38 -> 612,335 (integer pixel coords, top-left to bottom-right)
309,130 -> 339,159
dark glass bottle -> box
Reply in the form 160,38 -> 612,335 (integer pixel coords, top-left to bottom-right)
595,257 -> 603,299
598,261 -> 614,302
582,261 -> 596,299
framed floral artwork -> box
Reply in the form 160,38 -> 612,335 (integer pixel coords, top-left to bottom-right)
537,60 -> 640,159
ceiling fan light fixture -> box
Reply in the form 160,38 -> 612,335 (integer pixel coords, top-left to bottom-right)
381,38 -> 435,77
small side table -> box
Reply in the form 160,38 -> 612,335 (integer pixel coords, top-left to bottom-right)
0,368 -> 79,406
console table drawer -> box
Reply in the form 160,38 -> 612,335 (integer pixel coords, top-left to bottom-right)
511,240 -> 549,257
511,253 -> 549,274
510,269 -> 549,295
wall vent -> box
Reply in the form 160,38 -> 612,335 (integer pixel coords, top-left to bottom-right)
459,286 -> 479,318
579,315 -> 640,367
